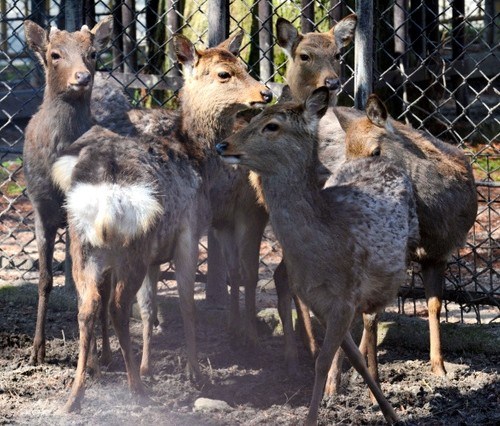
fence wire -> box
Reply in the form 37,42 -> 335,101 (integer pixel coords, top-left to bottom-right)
0,0 -> 498,324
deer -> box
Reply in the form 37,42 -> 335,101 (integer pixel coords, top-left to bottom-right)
199,14 -> 359,374
22,18 -> 112,366
51,32 -> 272,412
273,14 -> 478,386
217,87 -> 418,425
322,94 -> 478,396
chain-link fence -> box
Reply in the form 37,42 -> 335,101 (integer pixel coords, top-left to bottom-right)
1,1 -> 498,323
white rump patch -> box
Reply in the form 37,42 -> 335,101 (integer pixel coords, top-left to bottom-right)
52,155 -> 79,193
66,183 -> 164,247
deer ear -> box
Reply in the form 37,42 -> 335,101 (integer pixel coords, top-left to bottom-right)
217,30 -> 244,56
277,85 -> 293,104
24,20 -> 48,64
366,94 -> 388,128
304,87 -> 329,126
172,34 -> 198,73
332,107 -> 354,133
91,16 -> 113,50
276,17 -> 300,57
331,14 -> 357,48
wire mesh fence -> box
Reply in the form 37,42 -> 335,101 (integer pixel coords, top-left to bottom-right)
0,0 -> 498,323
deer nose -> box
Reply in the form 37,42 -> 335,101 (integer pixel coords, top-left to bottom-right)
216,142 -> 228,155
324,78 -> 340,91
75,71 -> 91,86
261,89 -> 273,104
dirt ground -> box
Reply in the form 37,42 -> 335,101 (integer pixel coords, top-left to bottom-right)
0,278 -> 499,426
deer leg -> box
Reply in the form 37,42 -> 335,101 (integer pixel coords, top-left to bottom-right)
214,227 -> 242,341
422,260 -> 447,376
237,209 -> 267,349
30,209 -> 58,365
110,268 -> 146,397
294,294 -> 319,359
359,312 -> 379,404
274,260 -> 298,374
137,265 -> 160,376
341,332 -> 398,424
324,348 -> 344,397
174,229 -> 201,381
306,301 -> 355,426
206,229 -> 229,309
99,270 -> 113,366
64,246 -> 102,413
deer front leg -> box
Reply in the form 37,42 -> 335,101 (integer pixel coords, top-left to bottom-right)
175,229 -> 201,381
274,260 -> 299,374
306,301 -> 354,426
31,209 -> 58,365
359,312 -> 380,403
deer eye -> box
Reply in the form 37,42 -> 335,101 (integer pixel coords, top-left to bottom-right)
50,51 -> 61,60
263,122 -> 280,132
334,53 -> 341,60
299,53 -> 310,61
90,51 -> 97,60
371,147 -> 381,156
218,71 -> 231,80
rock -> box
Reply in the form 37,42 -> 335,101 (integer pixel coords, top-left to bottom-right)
193,397 -> 232,413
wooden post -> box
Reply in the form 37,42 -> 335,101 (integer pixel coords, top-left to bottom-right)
208,0 -> 229,47
354,0 -> 373,110
301,0 -> 314,33
1,0 -> 7,51
167,0 -> 182,77
112,0 -> 123,71
258,0 -> 273,82
484,0 -> 495,47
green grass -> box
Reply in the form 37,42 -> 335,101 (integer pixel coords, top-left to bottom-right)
1,158 -> 25,196
472,156 -> 500,181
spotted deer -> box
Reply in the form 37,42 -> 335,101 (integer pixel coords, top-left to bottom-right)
22,18 -> 112,366
274,15 -> 477,383
217,87 -> 418,425
322,94 -> 477,396
52,32 -> 272,412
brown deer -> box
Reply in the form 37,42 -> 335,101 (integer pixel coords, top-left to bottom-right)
323,94 -> 477,395
23,18 -> 112,366
52,32 -> 272,412
217,87 -> 417,425
275,15 -> 477,383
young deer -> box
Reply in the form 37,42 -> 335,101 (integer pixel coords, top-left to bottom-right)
323,94 -> 478,395
276,15 -> 477,381
218,87 -> 417,425
52,33 -> 272,412
23,18 -> 112,366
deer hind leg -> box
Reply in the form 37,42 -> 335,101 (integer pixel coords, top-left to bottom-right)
30,208 -> 59,365
175,228 -> 201,381
274,260 -> 298,374
205,230 -> 229,309
306,301 -> 355,426
64,249 -> 104,412
341,332 -> 398,424
110,265 -> 147,397
294,294 -> 319,359
137,264 -> 160,376
99,270 -> 113,366
324,347 -> 345,397
422,260 -> 447,376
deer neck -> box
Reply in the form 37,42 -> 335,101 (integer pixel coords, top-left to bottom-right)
38,89 -> 93,149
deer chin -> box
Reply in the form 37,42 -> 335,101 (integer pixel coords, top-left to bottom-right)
248,101 -> 269,109
68,82 -> 91,92
220,154 -> 242,165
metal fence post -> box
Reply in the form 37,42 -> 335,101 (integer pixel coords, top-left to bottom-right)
208,0 -> 229,47
354,0 -> 373,109
205,0 -> 231,307
65,0 -> 83,32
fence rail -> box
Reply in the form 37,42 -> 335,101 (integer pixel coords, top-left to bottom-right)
0,0 -> 499,324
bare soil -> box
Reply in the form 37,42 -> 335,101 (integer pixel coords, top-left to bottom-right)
0,279 -> 499,426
